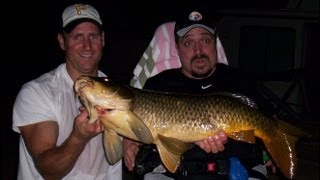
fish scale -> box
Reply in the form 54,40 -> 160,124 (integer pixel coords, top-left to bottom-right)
134,90 -> 269,136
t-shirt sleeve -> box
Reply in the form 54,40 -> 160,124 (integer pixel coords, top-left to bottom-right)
12,82 -> 56,133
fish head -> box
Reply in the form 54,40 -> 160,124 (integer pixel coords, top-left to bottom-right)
74,75 -> 154,144
74,75 -> 134,123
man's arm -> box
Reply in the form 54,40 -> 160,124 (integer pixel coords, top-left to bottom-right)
19,108 -> 104,179
123,138 -> 141,171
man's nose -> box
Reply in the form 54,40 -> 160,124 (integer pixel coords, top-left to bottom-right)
193,41 -> 203,54
83,38 -> 92,49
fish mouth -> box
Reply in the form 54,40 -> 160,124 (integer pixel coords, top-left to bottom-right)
74,76 -> 94,95
96,105 -> 114,114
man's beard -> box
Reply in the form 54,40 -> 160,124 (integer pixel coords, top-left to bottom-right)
190,54 -> 212,78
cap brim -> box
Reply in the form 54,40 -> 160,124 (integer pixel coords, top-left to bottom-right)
63,18 -> 102,33
176,24 -> 215,37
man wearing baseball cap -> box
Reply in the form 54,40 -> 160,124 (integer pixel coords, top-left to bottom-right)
174,11 -> 216,39
62,4 -> 103,33
13,3 -> 122,180
124,10 -> 275,180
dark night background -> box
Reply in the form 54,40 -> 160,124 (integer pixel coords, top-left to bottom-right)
2,0 -> 319,179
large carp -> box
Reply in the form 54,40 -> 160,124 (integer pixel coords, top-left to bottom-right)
74,75 -> 308,179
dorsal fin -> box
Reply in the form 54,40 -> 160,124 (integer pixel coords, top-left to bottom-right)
212,92 -> 258,109
230,93 -> 258,109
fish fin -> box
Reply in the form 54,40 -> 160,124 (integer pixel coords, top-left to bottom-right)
228,130 -> 256,143
158,134 -> 194,155
102,110 -> 154,144
128,111 -> 154,144
230,93 -> 258,109
156,139 -> 182,173
103,129 -> 123,165
263,119 -> 307,179
264,129 -> 298,179
212,92 -> 258,109
277,119 -> 311,137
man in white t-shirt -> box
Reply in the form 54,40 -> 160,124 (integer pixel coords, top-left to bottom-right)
12,3 -> 122,180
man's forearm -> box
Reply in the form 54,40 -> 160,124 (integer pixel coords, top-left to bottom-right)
34,132 -> 89,180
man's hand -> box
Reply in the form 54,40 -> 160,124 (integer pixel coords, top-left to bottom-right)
73,107 -> 105,141
123,138 -> 141,171
195,131 -> 228,153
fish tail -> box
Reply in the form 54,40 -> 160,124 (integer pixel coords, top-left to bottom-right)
277,119 -> 311,137
265,119 -> 306,179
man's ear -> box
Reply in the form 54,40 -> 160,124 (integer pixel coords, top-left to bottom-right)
57,33 -> 66,50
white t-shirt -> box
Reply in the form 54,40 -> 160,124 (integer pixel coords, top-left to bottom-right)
12,63 -> 122,180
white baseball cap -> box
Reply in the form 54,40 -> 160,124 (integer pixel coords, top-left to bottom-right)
62,4 -> 102,32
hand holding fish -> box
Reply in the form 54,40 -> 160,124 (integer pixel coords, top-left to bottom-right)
195,131 -> 227,153
123,138 -> 141,171
73,106 -> 105,141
